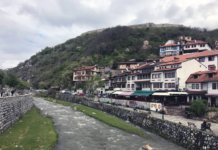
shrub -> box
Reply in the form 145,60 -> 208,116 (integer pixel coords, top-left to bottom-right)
190,99 -> 207,117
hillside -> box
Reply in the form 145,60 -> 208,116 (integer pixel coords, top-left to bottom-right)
10,23 -> 218,89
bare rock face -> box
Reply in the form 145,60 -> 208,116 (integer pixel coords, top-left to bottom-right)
142,40 -> 150,49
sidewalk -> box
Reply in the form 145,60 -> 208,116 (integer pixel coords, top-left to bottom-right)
114,104 -> 218,136
150,111 -> 218,135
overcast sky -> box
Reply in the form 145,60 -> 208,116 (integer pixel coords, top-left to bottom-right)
0,0 -> 218,69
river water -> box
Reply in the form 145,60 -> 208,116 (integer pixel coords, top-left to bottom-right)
34,98 -> 184,150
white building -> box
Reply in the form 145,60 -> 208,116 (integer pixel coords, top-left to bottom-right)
73,65 -> 99,82
186,70 -> 218,107
183,40 -> 211,53
151,59 -> 207,91
161,50 -> 218,71
159,40 -> 182,57
126,74 -> 136,91
133,63 -> 155,91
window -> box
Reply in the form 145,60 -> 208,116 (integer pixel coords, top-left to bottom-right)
153,83 -> 162,88
192,84 -> 196,89
132,76 -> 135,80
193,75 -> 198,79
191,83 -> 200,89
199,57 -> 205,62
196,84 -> 199,89
152,73 -> 161,79
208,73 -> 213,78
131,84 -> 135,88
165,83 -> 175,88
208,56 -> 214,61
127,84 -> 130,88
165,72 -> 175,78
128,76 -> 130,80
208,65 -> 216,71
212,83 -> 218,90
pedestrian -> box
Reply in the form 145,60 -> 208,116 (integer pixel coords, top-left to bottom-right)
201,119 -> 207,131
11,89 -> 16,96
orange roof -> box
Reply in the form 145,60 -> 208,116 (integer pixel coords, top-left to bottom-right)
160,43 -> 179,47
186,70 -> 218,83
160,50 -> 218,63
134,63 -> 155,70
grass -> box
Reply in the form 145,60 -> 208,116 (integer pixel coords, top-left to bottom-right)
44,97 -> 145,137
0,106 -> 58,150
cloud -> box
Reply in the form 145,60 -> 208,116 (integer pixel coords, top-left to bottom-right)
0,0 -> 218,69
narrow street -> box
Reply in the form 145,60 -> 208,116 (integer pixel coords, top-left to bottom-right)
34,97 -> 184,150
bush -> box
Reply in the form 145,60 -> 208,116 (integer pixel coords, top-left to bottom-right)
190,99 -> 207,117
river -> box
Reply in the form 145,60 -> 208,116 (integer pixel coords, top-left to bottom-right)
34,97 -> 184,150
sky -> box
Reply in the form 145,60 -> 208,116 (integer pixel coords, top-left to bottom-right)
0,0 -> 218,69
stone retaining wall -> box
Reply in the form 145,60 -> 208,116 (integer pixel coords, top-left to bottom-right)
55,93 -> 218,150
0,95 -> 33,133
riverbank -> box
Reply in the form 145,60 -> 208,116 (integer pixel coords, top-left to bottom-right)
44,97 -> 145,138
0,106 -> 57,150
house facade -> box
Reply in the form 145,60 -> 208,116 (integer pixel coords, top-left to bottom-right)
186,70 -> 218,107
159,40 -> 182,57
161,50 -> 218,71
151,59 -> 207,91
117,61 -> 140,73
133,63 -> 155,91
159,39 -> 212,57
73,65 -> 99,82
183,40 -> 211,53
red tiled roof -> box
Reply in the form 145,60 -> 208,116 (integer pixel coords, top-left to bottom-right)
186,70 -> 218,83
160,50 -> 218,63
134,63 -> 155,70
160,43 -> 179,47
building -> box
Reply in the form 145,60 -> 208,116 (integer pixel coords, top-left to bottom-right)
73,65 -> 99,82
161,50 -> 218,71
183,40 -> 211,53
159,39 -> 212,57
151,58 -> 207,91
186,70 -> 218,107
117,61 -> 141,73
110,73 -> 127,90
133,63 -> 155,91
159,40 -> 182,57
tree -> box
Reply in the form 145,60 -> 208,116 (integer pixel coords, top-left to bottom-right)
0,70 -> 5,85
190,99 -> 207,117
4,73 -> 19,87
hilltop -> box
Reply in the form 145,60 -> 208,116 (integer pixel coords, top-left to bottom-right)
10,23 -> 218,89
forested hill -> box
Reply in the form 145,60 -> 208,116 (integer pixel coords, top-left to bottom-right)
10,23 -> 218,89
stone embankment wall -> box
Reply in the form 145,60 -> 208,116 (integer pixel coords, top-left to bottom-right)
0,95 -> 33,133
56,93 -> 218,150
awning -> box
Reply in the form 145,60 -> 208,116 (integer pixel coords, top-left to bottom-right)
132,90 -> 154,97
112,91 -> 123,95
152,92 -> 188,96
168,92 -> 188,95
105,90 -> 114,94
152,92 -> 170,96
119,91 -> 134,96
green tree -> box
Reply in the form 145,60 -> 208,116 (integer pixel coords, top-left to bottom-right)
190,99 -> 207,117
